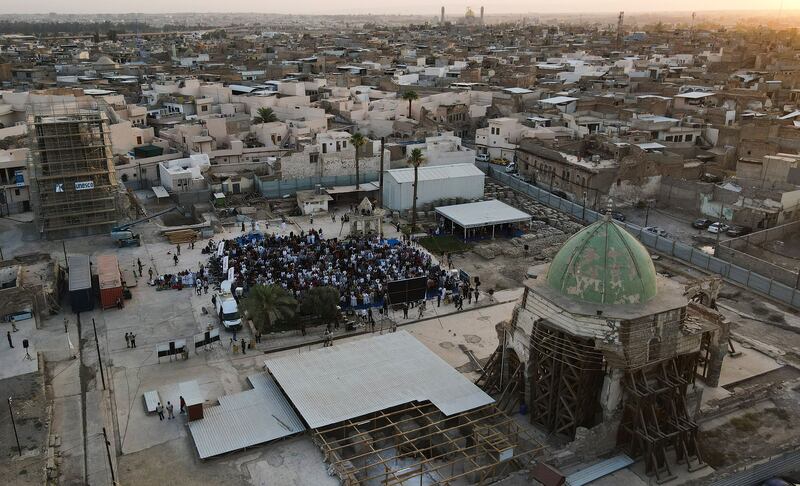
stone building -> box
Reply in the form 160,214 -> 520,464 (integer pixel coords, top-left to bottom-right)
480,215 -> 728,482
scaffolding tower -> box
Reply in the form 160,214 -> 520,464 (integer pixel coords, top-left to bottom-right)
27,102 -> 119,239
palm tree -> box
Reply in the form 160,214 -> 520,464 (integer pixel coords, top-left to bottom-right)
408,148 -> 425,233
242,284 -> 296,333
253,107 -> 277,124
350,132 -> 367,190
401,90 -> 418,119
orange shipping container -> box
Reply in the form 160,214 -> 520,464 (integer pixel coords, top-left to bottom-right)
97,254 -> 123,309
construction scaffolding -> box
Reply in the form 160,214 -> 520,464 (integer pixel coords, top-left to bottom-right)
312,402 -> 546,486
527,320 -> 606,440
27,101 -> 118,239
618,355 -> 704,483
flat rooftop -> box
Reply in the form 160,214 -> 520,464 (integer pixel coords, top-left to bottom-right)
435,199 -> 532,229
264,331 -> 493,429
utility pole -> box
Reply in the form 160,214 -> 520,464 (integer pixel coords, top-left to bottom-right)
62,240 -> 68,268
91,318 -> 106,390
582,192 -> 588,221
8,397 -> 22,456
102,427 -> 115,484
379,137 -> 385,207
616,11 -> 624,50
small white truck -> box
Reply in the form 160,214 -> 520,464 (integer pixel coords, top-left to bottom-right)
215,280 -> 242,331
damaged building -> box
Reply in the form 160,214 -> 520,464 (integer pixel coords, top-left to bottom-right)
479,214 -> 729,483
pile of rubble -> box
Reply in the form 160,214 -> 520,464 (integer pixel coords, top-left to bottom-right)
473,224 -> 570,261
485,181 -> 585,235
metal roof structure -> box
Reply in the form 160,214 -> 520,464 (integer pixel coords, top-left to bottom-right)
188,374 -> 305,459
151,185 -> 169,198
96,254 -> 121,290
265,331 -> 493,429
435,199 -> 532,229
67,255 -> 92,291
386,163 -> 484,185
566,454 -> 633,486
539,96 -> 579,104
675,91 -> 716,99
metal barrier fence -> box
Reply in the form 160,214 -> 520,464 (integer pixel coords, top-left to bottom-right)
476,162 -> 800,310
257,172 -> 379,199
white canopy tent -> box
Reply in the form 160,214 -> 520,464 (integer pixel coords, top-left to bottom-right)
435,199 -> 532,240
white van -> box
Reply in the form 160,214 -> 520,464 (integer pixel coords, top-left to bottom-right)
475,153 -> 490,162
215,280 -> 242,330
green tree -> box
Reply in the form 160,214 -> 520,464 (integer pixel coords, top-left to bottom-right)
350,132 -> 367,189
297,286 -> 340,326
401,90 -> 418,119
253,107 -> 277,124
242,285 -> 296,333
408,148 -> 425,233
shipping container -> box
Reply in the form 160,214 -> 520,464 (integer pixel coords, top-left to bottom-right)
68,255 -> 93,313
96,254 -> 123,309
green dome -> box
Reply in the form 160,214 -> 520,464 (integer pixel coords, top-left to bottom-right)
546,218 -> 658,305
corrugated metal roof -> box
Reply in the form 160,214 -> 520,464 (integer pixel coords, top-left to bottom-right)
68,255 -> 92,292
435,199 -> 532,228
387,163 -> 484,184
265,331 -> 494,429
96,254 -> 121,290
566,454 -> 634,486
188,373 -> 304,459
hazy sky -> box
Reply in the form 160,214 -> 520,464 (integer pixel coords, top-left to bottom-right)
0,0 -> 793,15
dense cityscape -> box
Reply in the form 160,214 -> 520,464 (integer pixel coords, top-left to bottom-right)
1,5 -> 800,486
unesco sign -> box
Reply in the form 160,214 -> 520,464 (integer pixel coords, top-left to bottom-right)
75,181 -> 95,191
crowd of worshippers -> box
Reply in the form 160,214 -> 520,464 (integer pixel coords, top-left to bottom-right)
208,229 -> 458,309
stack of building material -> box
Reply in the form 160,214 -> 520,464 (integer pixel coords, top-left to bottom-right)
164,229 -> 199,244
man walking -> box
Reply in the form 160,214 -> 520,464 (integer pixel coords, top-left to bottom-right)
137,258 -> 143,275
173,254 -> 179,266
176,244 -> 181,256
179,396 -> 186,415
402,303 -> 408,319
241,338 -> 246,355
125,332 -> 130,348
166,401 -> 175,420
129,333 -> 136,348
156,402 -> 165,420
148,267 -> 154,281
7,330 -> 13,348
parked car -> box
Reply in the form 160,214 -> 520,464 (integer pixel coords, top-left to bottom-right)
707,222 -> 730,234
505,162 -> 517,173
475,153 -> 490,162
551,189 -> 569,200
692,218 -> 713,229
599,208 -> 626,222
644,226 -> 668,237
726,225 -> 752,237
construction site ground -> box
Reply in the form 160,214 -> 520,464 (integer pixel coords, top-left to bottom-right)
2,177 -> 800,484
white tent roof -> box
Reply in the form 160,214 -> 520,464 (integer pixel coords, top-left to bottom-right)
265,331 -> 493,429
435,199 -> 531,229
